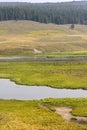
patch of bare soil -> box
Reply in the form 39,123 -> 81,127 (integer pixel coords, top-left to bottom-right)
39,104 -> 87,125
34,49 -> 42,54
55,107 -> 72,121
55,107 -> 87,125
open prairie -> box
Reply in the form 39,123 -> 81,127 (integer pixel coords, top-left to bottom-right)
0,20 -> 87,57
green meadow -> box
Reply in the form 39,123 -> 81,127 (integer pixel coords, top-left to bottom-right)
0,62 -> 87,89
0,98 -> 87,130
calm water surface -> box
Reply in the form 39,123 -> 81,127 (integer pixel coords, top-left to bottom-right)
0,79 -> 87,100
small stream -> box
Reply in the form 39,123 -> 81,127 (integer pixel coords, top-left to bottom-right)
0,79 -> 87,100
1,56 -> 87,62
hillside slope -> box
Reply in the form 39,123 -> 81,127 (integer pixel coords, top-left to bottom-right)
0,20 -> 87,56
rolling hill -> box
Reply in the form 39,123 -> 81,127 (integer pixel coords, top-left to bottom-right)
0,20 -> 87,56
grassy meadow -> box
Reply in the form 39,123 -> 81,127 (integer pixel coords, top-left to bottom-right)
0,62 -> 87,89
0,98 -> 87,130
0,20 -> 87,57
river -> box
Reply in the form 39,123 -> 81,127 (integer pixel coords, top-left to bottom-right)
0,79 -> 87,100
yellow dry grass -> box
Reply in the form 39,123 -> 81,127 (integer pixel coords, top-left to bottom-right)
0,21 -> 87,55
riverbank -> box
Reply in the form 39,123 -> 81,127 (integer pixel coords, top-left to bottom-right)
0,62 -> 87,89
1,55 -> 87,62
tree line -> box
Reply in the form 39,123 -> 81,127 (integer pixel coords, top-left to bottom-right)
0,1 -> 87,24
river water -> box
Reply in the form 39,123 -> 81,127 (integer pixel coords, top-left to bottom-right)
0,79 -> 87,100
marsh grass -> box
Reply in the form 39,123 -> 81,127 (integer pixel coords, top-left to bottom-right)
71,117 -> 77,121
0,98 -> 87,130
0,62 -> 87,89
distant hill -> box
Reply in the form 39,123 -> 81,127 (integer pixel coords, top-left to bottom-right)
0,1 -> 87,24
0,20 -> 87,55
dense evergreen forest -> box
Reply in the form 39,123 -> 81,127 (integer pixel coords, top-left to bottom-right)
0,1 -> 87,24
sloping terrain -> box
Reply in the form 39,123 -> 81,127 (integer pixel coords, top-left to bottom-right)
0,21 -> 87,56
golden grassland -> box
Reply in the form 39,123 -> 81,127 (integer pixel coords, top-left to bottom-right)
0,20 -> 87,56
